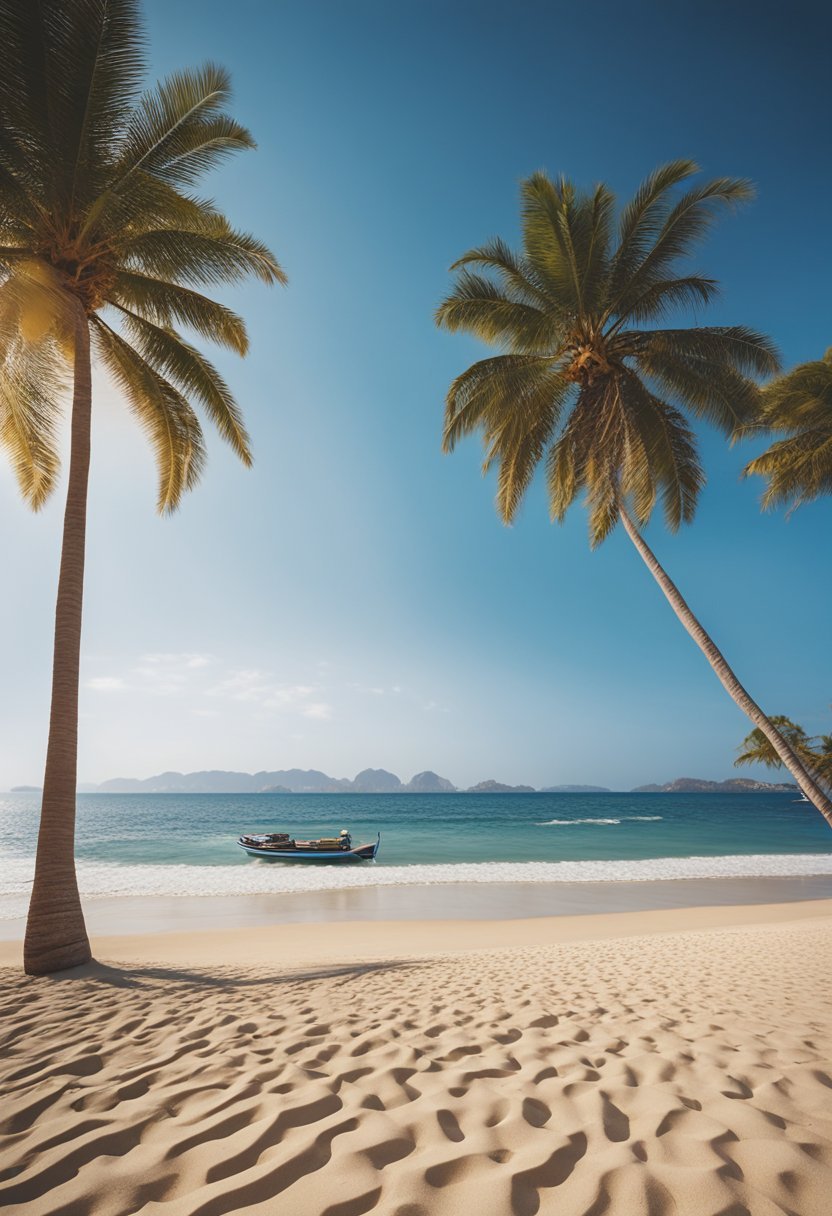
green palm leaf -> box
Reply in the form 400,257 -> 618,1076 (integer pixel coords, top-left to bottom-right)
0,338 -> 64,508
437,161 -> 832,828
2,0 -> 288,975
93,316 -> 206,512
450,237 -> 553,308
437,163 -> 776,539
743,349 -> 832,509
109,270 -> 248,354
435,273 -> 555,352
0,0 -> 283,508
113,304 -> 252,464
609,159 -> 699,298
115,220 -> 285,287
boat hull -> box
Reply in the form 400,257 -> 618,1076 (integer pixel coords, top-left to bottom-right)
237,835 -> 380,862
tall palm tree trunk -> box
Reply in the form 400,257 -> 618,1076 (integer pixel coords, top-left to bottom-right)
619,505 -> 832,827
23,309 -> 94,975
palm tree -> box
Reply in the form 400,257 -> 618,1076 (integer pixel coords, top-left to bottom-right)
0,1 -> 285,975
436,160 -> 832,827
736,716 -> 832,790
736,715 -> 816,769
742,348 -> 832,509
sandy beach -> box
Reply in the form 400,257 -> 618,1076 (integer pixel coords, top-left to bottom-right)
2,899 -> 831,1215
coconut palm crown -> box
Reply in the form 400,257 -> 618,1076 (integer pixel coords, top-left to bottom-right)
742,348 -> 832,511
437,160 -> 778,543
437,160 -> 832,827
0,0 -> 285,514
0,0 -> 284,975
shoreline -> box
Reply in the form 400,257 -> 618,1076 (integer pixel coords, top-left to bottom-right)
1,871 -> 829,942
2,893 -> 831,968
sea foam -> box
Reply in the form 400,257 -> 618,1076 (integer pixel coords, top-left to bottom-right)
1,851 -> 831,921
536,815 -> 663,825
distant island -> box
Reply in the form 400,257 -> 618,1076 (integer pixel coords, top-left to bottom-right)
73,768 -> 458,794
466,779 -> 536,793
633,777 -> 797,794
31,769 -> 800,794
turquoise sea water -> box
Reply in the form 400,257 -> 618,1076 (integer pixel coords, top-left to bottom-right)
2,790 -> 831,920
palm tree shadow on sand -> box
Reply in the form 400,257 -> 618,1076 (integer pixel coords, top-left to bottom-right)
36,958 -> 417,990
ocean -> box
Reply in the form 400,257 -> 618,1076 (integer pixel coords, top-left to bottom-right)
2,789 -> 832,925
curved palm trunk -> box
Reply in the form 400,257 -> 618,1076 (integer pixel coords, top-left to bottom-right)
23,310 -> 94,975
618,506 -> 832,828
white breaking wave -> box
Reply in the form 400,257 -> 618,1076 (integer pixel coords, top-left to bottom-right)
536,815 -> 664,826
1,852 -> 831,920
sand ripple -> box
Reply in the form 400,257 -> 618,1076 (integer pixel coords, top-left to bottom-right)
1,917 -> 831,1214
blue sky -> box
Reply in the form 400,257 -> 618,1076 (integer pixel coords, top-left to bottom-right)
1,0 -> 830,790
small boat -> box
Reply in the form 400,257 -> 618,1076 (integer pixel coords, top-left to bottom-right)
237,828 -> 380,862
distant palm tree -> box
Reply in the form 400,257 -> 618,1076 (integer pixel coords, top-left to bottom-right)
436,160 -> 832,827
743,348 -> 832,509
0,1 -> 285,974
736,716 -> 832,790
736,715 -> 815,769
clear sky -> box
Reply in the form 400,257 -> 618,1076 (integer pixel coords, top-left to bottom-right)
1,0 -> 830,791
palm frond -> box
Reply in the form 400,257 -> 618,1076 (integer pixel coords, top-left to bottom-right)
110,63 -> 235,183
436,272 -> 556,352
113,304 -> 252,464
478,368 -> 572,523
0,3 -> 58,204
442,354 -> 568,453
744,432 -> 832,510
520,173 -> 613,315
1,5 -> 280,525
114,219 -> 286,286
633,326 -> 779,376
618,393 -> 656,527
609,176 -> 753,320
0,331 -> 65,508
440,161 -> 776,543
108,269 -> 248,353
0,156 -> 44,230
631,343 -> 768,436
619,371 -> 704,530
92,316 -> 206,512
742,349 -> 832,509
64,0 -> 146,210
82,176 -> 222,244
579,182 -> 615,314
142,113 -> 255,187
546,385 -> 623,546
0,261 -> 78,347
814,736 -> 832,787
608,159 -> 700,300
611,274 -> 718,326
450,237 -> 553,308
735,716 -> 814,769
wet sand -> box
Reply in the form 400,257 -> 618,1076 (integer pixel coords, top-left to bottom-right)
1,873 -> 829,939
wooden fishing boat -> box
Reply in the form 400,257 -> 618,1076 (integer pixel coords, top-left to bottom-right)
237,829 -> 380,862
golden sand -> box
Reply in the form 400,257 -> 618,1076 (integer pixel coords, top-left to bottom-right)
1,901 -> 831,1215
